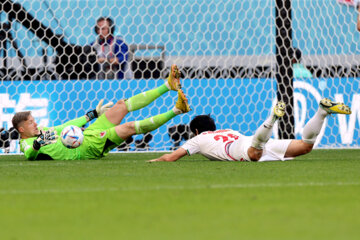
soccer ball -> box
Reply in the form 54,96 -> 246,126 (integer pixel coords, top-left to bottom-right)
60,125 -> 84,149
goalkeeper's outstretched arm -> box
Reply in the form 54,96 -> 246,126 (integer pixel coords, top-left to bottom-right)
55,99 -> 113,130
55,116 -> 88,130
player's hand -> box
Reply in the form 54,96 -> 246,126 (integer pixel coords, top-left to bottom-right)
85,99 -> 114,121
33,128 -> 58,150
147,159 -> 161,163
96,99 -> 114,116
147,157 -> 169,162
147,151 -> 184,162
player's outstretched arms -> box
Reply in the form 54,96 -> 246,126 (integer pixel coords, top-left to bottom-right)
85,99 -> 114,122
147,148 -> 187,162
32,128 -> 58,151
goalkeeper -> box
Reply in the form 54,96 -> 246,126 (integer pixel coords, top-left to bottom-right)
12,65 -> 190,161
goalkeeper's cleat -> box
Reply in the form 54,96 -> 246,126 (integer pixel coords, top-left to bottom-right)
320,98 -> 352,115
174,90 -> 191,114
167,64 -> 181,91
273,101 -> 286,118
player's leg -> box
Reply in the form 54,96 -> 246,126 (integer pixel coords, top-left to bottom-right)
284,98 -> 351,158
114,90 -> 190,140
247,101 -> 286,161
105,64 -> 181,125
283,140 -> 313,158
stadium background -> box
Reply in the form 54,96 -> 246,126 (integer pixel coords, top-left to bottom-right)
1,0 -> 359,153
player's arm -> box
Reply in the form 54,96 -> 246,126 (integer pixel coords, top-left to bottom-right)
23,141 -> 40,160
58,99 -> 114,129
22,128 -> 58,160
147,147 -> 187,162
84,99 -> 113,122
58,116 -> 89,129
148,137 -> 201,162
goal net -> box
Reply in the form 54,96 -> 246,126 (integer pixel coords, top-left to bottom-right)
1,0 -> 359,154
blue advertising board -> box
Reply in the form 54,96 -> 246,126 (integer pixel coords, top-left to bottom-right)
1,78 -> 359,153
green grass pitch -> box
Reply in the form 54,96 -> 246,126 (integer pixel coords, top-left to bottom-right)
1,149 -> 360,240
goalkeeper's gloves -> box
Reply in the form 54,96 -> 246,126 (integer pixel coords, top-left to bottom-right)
85,99 -> 114,121
33,128 -> 58,151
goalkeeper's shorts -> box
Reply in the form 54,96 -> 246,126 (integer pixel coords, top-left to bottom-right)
79,114 -> 125,159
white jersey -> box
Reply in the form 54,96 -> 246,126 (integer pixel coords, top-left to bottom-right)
181,129 -> 293,162
181,129 -> 250,161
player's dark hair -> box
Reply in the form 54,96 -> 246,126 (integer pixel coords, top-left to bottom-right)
12,111 -> 31,131
94,17 -> 115,35
189,114 -> 216,135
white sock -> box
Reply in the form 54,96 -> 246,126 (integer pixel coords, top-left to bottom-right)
165,82 -> 171,90
172,106 -> 182,115
302,107 -> 328,144
251,111 -> 278,149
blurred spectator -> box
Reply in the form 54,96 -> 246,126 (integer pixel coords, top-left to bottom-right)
292,48 -> 313,78
92,17 -> 129,79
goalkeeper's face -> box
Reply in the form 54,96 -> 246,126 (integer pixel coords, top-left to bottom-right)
19,115 -> 40,138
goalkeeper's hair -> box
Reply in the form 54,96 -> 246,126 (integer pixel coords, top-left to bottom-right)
190,114 -> 216,135
12,111 -> 31,131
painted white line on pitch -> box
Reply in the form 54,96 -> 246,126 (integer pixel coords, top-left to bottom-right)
0,181 -> 359,195
0,160 -> 131,167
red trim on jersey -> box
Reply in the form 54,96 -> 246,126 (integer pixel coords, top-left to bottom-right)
225,141 -> 244,162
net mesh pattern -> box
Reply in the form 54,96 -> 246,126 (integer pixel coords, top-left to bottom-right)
1,0 -> 359,153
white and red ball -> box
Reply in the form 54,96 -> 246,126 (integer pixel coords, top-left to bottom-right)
60,125 -> 84,149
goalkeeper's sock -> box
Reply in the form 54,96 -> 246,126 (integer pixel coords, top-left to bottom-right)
125,84 -> 169,112
302,107 -> 327,144
134,110 -> 176,134
251,111 -> 277,149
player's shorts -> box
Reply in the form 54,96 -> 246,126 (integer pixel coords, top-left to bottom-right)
258,139 -> 294,162
78,114 -> 125,159
229,136 -> 293,162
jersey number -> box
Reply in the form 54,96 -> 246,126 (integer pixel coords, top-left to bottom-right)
214,133 -> 239,142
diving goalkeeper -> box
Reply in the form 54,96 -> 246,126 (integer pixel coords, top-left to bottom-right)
11,65 -> 190,160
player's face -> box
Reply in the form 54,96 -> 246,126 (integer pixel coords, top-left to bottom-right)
19,115 -> 40,137
97,20 -> 110,39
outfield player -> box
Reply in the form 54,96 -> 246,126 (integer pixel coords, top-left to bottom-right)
148,98 -> 351,162
12,65 -> 190,160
